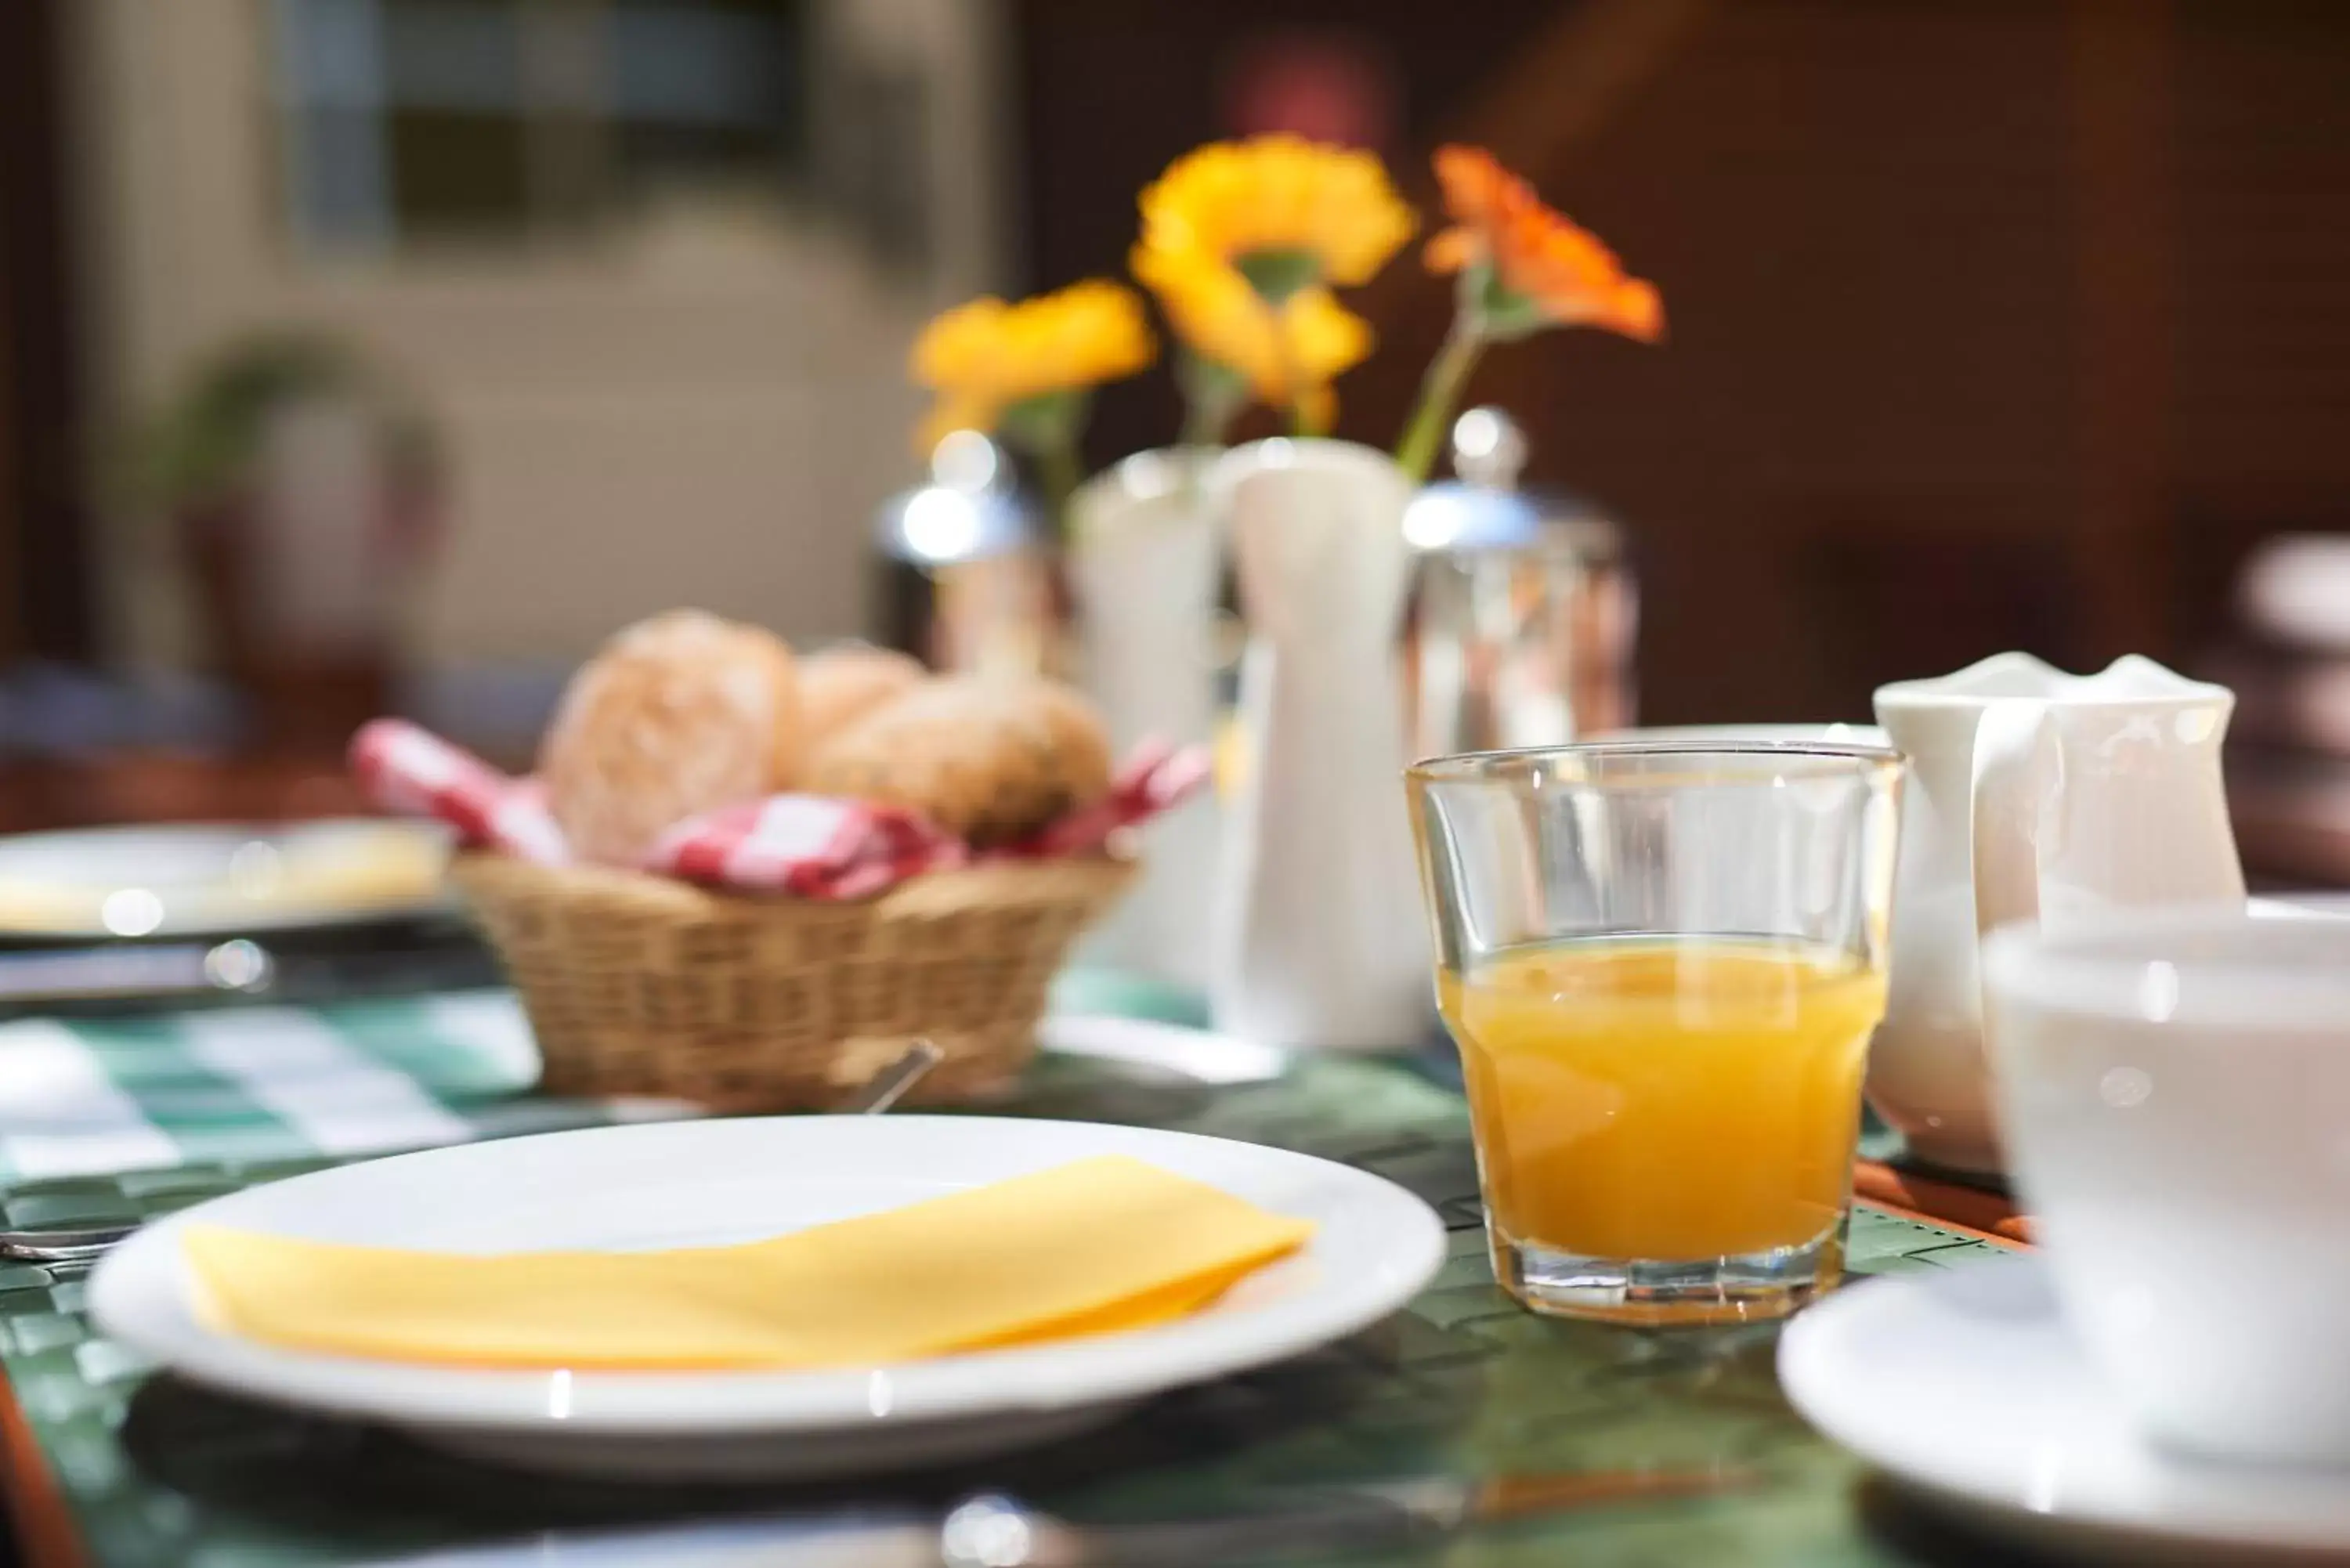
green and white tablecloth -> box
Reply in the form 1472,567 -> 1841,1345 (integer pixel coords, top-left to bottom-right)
0,993 -> 640,1183
0,965 -> 1229,1185
0,987 -> 2023,1567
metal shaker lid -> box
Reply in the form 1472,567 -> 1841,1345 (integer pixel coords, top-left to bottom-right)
875,431 -> 1040,565
1401,407 -> 1618,555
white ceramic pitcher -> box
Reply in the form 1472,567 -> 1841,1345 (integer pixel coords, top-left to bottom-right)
1871,652 -> 2243,1173
1207,438 -> 1430,1050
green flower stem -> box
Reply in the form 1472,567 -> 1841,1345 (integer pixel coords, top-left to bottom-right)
1000,389 -> 1090,542
1177,351 -> 1243,449
1235,247 -> 1327,439
1180,398 -> 1227,450
1034,431 -> 1084,544
1395,324 -> 1489,482
1270,310 -> 1322,439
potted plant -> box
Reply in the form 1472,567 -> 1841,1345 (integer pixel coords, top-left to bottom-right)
132,331 -> 443,753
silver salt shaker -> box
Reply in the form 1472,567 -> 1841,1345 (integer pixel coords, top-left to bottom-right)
1402,409 -> 1637,758
874,432 -> 1065,677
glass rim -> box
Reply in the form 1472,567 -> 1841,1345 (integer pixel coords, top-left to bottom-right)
1406,739 -> 1905,786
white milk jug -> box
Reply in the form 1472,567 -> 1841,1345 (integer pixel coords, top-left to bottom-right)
1871,653 -> 2243,1172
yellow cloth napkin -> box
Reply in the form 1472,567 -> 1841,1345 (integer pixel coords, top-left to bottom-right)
183,1155 -> 1313,1371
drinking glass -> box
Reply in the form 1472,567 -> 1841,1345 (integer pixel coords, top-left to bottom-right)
1406,742 -> 1903,1324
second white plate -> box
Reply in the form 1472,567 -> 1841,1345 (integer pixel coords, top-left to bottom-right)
0,819 -> 452,938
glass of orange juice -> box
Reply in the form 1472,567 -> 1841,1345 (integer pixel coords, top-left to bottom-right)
1406,742 -> 1902,1325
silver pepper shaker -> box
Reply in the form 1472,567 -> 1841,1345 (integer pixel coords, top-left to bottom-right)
873,432 -> 1064,677
1401,409 -> 1637,758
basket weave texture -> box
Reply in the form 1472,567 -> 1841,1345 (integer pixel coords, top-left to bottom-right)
453,852 -> 1137,1111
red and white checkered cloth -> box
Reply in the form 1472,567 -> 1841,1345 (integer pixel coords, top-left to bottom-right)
994,736 -> 1213,859
350,719 -> 1210,900
649,796 -> 967,898
349,720 -> 570,866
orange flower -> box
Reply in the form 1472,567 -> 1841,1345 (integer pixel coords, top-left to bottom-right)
1426,146 -> 1663,342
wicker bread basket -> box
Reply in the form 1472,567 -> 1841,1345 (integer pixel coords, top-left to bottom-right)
453,851 -> 1137,1111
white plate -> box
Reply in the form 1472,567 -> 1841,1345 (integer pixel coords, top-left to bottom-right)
1781,1257 -> 2350,1563
0,820 -> 453,938
91,1116 -> 1444,1480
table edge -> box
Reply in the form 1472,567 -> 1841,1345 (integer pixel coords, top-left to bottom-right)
0,1342 -> 89,1568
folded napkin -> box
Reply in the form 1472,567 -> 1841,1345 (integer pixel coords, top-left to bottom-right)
349,721 -> 1209,899
351,721 -> 572,867
646,794 -> 967,899
183,1156 -> 1311,1370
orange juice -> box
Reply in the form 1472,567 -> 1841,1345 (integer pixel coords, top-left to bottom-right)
1437,937 -> 1885,1262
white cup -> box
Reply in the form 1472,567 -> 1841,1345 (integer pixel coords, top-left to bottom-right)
1983,905 -> 2350,1466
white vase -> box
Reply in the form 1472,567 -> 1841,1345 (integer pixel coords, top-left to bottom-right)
1066,450 -> 1224,992
1208,438 -> 1431,1050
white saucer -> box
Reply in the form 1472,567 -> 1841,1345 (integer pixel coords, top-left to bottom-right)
90,1116 -> 1444,1480
1036,1013 -> 1286,1084
1781,1257 -> 2350,1562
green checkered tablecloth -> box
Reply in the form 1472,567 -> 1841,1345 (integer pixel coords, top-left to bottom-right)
0,968 -> 1228,1186
0,991 -> 2023,1568
0,992 -> 646,1183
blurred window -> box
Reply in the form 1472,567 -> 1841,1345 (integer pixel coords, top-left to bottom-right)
269,0 -> 811,250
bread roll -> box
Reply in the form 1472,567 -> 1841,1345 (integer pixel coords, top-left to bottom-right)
798,645 -> 928,751
806,675 -> 1112,845
541,610 -> 803,865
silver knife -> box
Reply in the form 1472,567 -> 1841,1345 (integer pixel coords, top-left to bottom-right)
361,1469 -> 1758,1566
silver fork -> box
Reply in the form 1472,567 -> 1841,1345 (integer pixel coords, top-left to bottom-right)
0,1038 -> 947,1265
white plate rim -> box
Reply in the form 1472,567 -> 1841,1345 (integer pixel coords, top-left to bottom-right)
1779,1256 -> 2350,1556
0,818 -> 454,938
90,1116 -> 1446,1437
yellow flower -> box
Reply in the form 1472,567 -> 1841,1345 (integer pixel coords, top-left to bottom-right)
910,280 -> 1154,452
1132,244 -> 1372,431
1138,136 -> 1415,293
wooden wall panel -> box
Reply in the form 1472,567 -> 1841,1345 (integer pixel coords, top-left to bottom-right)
1486,0 -> 2080,719
2175,1 -> 2350,504
909,1 -> 2350,724
0,0 -> 96,664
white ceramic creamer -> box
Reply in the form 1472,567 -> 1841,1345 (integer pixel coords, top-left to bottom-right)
1871,653 -> 2243,1172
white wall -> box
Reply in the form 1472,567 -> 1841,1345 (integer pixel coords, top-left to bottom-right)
70,0 -> 1007,670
